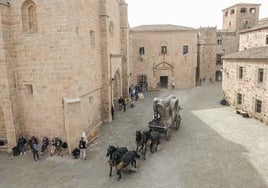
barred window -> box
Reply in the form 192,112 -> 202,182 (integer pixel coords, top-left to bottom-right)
255,99 -> 262,113
238,67 -> 244,79
216,54 -> 222,64
161,46 -> 167,54
257,68 -> 264,83
237,93 -> 242,105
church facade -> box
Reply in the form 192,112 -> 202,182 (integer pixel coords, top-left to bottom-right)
0,0 -> 129,153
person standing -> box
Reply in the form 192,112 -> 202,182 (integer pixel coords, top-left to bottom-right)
79,137 -> 86,160
18,135 -> 27,155
55,137 -> 63,156
123,97 -> 127,112
111,105 -> 115,120
172,81 -> 175,89
40,136 -> 49,155
32,140 -> 39,161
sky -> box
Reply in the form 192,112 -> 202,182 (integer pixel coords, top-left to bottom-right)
125,0 -> 268,29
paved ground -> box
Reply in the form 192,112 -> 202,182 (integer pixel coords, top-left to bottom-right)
0,83 -> 268,188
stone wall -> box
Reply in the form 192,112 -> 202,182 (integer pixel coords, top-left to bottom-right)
240,27 -> 268,51
0,0 -> 128,153
198,27 -> 217,84
0,2 -> 17,151
130,29 -> 197,90
222,4 -> 260,32
222,59 -> 268,124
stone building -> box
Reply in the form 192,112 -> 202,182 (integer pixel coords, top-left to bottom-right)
222,14 -> 268,124
129,25 -> 197,90
222,47 -> 268,124
197,3 -> 261,85
128,3 -> 263,89
0,0 -> 129,153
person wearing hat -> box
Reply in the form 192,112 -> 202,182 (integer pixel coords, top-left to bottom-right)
79,137 -> 87,160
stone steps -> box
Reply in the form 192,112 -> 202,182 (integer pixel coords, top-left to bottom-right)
0,138 -> 8,152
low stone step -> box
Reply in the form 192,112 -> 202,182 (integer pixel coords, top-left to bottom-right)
0,145 -> 8,152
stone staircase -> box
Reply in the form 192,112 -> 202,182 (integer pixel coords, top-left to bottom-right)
0,138 -> 8,152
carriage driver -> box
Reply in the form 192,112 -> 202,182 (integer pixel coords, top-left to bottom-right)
153,111 -> 161,124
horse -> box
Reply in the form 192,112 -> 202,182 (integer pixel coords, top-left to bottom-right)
106,145 -> 128,177
140,130 -> 160,160
135,130 -> 143,153
116,150 -> 141,180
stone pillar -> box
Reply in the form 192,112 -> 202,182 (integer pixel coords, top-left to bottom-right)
63,98 -> 83,154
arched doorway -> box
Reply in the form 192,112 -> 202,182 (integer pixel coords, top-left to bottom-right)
0,107 -> 6,139
113,70 -> 121,107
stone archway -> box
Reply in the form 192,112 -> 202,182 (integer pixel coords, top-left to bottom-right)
113,70 -> 121,107
0,107 -> 6,139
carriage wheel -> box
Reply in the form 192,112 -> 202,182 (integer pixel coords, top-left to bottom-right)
175,115 -> 181,130
165,128 -> 171,141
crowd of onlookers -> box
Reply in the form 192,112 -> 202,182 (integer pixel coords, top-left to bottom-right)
15,84 -> 146,161
15,135 -> 88,161
15,135 -> 69,161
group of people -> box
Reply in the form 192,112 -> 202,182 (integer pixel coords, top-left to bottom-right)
17,135 -> 66,161
17,135 -> 88,162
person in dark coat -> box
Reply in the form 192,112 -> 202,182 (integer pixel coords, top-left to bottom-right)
17,135 -> 27,155
40,136 -> 49,155
79,137 -> 87,160
32,139 -> 39,161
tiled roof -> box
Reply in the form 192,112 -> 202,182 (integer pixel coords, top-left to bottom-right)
223,46 -> 268,59
240,23 -> 268,34
130,24 -> 195,32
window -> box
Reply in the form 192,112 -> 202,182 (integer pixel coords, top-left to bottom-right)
240,8 -> 247,13
257,68 -> 264,83
225,11 -> 228,16
90,30 -> 95,47
238,67 -> 244,79
230,9 -> 235,14
109,21 -> 114,36
266,35 -> 268,44
255,99 -> 262,113
183,45 -> 188,55
22,0 -> 37,33
161,46 -> 167,54
24,84 -> 33,96
139,47 -> 145,60
217,39 -> 222,45
250,8 -> 256,13
229,21 -> 231,26
216,54 -> 222,64
237,93 -> 242,105
139,47 -> 145,55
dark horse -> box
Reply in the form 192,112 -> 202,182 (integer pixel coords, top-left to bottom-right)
135,130 -> 143,153
140,130 -> 160,160
116,150 -> 140,180
106,145 -> 128,177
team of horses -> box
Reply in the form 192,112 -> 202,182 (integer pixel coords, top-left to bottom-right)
106,129 -> 161,180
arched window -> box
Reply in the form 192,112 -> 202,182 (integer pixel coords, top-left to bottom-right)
22,0 -> 37,33
240,8 -> 247,13
250,8 -> 256,13
109,21 -> 114,37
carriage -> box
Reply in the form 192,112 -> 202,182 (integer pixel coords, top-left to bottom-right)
148,95 -> 182,140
